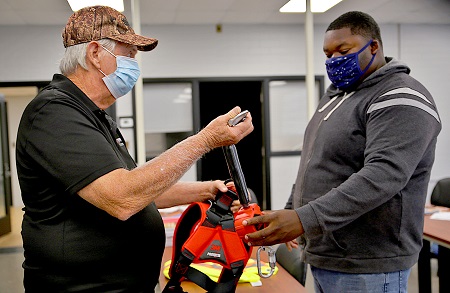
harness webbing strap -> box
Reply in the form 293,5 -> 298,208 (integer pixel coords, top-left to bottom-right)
184,266 -> 237,293
167,254 -> 244,293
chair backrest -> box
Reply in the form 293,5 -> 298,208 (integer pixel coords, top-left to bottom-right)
275,244 -> 307,286
246,188 -> 260,205
431,178 -> 450,208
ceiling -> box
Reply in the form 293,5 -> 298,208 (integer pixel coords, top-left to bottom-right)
0,0 -> 449,27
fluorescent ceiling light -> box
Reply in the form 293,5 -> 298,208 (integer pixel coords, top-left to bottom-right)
67,0 -> 124,12
280,0 -> 343,13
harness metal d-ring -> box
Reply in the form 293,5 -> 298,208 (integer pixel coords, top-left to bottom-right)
256,246 -> 276,278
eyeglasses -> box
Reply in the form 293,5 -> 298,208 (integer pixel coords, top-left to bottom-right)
101,44 -> 134,58
101,45 -> 118,58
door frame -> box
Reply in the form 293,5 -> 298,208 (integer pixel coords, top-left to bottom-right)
0,95 -> 12,236
0,81 -> 49,237
197,80 -> 264,205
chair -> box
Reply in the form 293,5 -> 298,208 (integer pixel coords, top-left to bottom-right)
275,244 -> 307,286
430,178 -> 450,208
247,188 -> 259,204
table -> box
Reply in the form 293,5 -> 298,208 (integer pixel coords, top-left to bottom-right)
418,214 -> 450,293
159,247 -> 307,292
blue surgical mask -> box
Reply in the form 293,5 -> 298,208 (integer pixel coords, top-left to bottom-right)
325,40 -> 375,90
99,46 -> 140,99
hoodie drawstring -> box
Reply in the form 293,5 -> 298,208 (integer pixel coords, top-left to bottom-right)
318,96 -> 339,113
321,92 -> 355,121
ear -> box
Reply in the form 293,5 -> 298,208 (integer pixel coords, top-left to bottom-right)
86,41 -> 102,70
370,40 -> 381,55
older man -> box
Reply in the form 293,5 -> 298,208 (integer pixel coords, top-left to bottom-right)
16,6 -> 253,292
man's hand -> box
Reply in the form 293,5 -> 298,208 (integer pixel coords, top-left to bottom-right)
285,239 -> 299,251
199,107 -> 254,150
202,180 -> 229,202
242,209 -> 304,246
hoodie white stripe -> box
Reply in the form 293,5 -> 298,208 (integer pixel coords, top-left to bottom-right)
367,98 -> 440,123
380,87 -> 432,104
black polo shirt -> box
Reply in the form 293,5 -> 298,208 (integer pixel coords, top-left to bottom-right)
16,74 -> 165,292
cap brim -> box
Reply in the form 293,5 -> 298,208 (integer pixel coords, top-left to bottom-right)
109,34 -> 158,51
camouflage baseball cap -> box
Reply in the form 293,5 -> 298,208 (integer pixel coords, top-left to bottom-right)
62,5 -> 158,51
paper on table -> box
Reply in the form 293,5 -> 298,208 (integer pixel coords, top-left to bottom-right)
425,205 -> 449,214
430,212 -> 450,221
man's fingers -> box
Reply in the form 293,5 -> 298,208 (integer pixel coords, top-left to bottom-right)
244,230 -> 265,245
243,214 -> 267,226
244,228 -> 278,246
243,210 -> 274,226
227,106 -> 242,120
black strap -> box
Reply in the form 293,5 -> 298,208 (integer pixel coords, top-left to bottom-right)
162,250 -> 240,293
186,266 -> 235,292
204,190 -> 237,230
161,282 -> 186,293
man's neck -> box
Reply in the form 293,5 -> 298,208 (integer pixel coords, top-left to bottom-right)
67,69 -> 115,110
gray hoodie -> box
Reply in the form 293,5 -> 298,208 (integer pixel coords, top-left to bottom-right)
290,57 -> 441,273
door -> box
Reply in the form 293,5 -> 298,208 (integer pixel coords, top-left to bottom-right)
0,94 -> 12,237
199,81 -> 264,205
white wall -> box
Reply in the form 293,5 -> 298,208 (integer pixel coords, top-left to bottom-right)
1,22 -> 449,205
0,24 -> 331,81
399,24 -> 450,195
0,26 -> 63,82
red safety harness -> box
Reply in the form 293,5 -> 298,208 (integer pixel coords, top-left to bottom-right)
162,185 -> 263,293
163,113 -> 272,293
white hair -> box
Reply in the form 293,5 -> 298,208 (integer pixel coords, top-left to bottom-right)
59,39 -> 117,76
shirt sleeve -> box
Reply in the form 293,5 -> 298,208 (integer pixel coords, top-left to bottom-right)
23,98 -> 125,195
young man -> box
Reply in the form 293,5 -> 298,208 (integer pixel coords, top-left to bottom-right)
16,6 -> 253,292
243,11 -> 441,292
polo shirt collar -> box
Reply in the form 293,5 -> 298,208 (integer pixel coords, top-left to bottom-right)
50,74 -> 101,113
